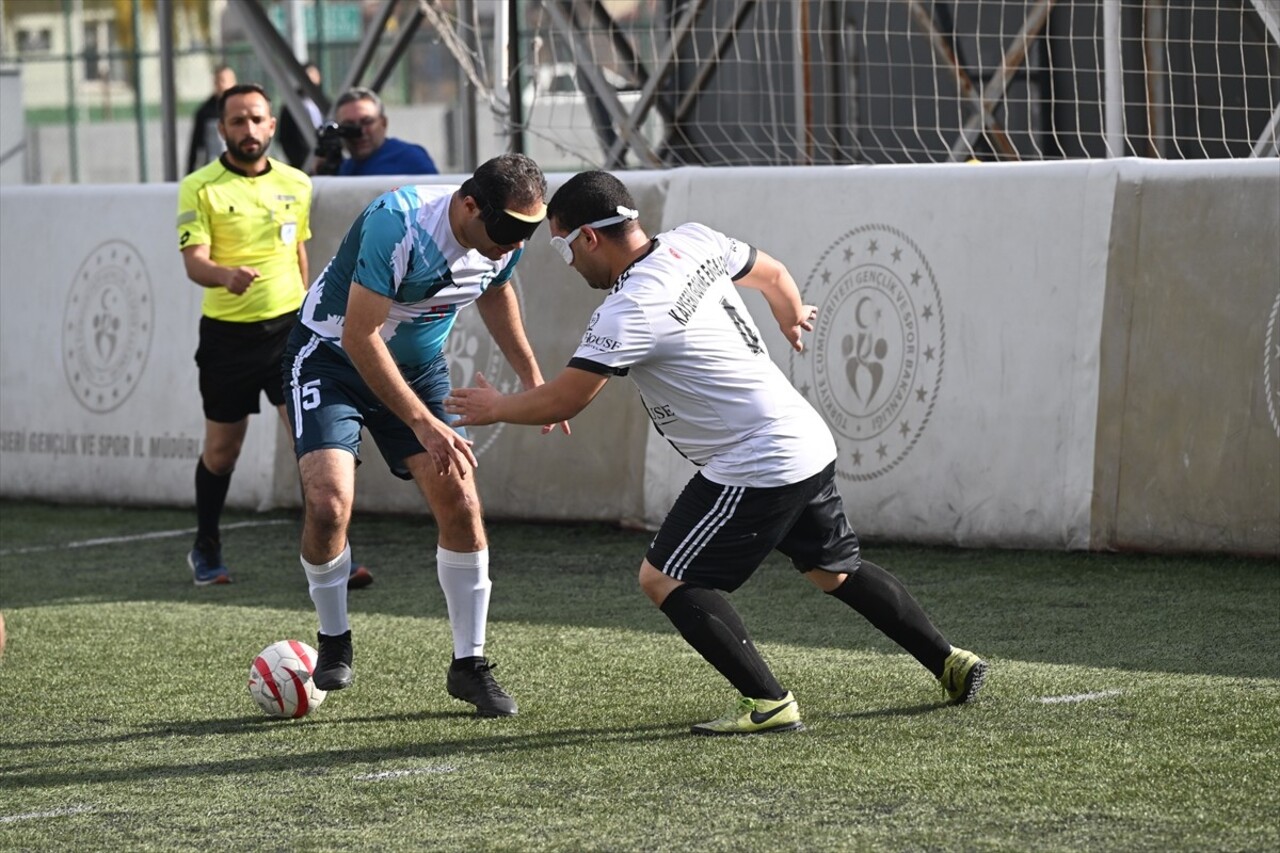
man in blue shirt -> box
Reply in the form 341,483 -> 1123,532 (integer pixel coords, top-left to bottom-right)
326,86 -> 438,177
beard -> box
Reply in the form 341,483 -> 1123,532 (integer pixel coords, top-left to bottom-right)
226,133 -> 272,165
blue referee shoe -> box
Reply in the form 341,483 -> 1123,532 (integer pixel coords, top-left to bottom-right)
188,539 -> 230,586
348,563 -> 374,589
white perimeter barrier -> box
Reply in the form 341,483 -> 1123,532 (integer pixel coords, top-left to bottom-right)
1,160 -> 1275,555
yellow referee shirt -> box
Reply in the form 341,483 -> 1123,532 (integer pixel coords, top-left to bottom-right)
177,155 -> 312,323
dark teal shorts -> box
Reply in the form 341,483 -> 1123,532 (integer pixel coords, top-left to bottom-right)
281,324 -> 463,480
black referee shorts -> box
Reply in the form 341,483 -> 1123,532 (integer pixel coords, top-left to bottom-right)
195,313 -> 296,423
646,461 -> 861,592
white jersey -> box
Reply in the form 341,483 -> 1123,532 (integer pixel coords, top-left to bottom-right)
569,222 -> 836,487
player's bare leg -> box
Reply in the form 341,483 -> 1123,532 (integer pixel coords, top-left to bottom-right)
408,452 -> 516,717
298,447 -> 358,690
279,403 -> 372,588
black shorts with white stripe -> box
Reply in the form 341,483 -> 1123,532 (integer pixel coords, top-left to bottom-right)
646,461 -> 860,592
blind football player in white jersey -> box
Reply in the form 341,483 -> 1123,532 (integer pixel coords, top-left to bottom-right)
446,170 -> 987,735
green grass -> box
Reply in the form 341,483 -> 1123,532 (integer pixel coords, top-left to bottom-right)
0,500 -> 1277,851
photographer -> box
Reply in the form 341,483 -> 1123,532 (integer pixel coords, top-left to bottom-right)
313,87 -> 438,177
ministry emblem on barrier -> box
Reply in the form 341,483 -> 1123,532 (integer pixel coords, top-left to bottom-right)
63,240 -> 153,414
789,225 -> 944,481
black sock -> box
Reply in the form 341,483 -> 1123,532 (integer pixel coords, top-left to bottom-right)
828,560 -> 951,677
659,585 -> 785,700
194,457 -> 232,546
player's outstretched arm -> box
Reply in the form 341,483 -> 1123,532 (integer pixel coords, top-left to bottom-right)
475,284 -> 571,435
445,368 -> 608,428
734,249 -> 816,352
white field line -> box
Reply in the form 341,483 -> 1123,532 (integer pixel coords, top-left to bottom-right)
0,805 -> 95,823
0,520 -> 291,557
354,765 -> 458,781
1037,689 -> 1123,704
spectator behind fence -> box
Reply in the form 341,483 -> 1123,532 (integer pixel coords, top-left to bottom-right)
186,64 -> 236,174
313,87 -> 438,177
277,63 -> 325,170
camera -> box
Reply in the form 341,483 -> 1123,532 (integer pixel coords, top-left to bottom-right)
313,120 -> 363,175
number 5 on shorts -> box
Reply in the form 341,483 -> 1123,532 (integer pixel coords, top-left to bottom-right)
299,379 -> 321,411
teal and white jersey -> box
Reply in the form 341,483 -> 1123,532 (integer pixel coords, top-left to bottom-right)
299,184 -> 521,372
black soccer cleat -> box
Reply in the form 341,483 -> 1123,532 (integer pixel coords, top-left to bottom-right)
446,656 -> 518,717
314,630 -> 354,691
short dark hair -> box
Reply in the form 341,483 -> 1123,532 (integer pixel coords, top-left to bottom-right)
218,83 -> 270,119
334,87 -> 384,116
547,170 -> 637,238
460,153 -> 548,212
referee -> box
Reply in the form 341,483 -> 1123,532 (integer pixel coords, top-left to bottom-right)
177,83 -> 371,589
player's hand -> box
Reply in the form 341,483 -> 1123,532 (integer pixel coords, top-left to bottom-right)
415,416 -> 477,479
224,266 -> 261,295
444,372 -> 502,427
541,419 -> 572,436
783,304 -> 818,352
519,376 -> 571,436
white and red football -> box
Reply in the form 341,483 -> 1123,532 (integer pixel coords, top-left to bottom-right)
247,639 -> 327,719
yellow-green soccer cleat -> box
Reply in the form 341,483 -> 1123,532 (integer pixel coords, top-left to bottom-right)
940,647 -> 988,704
690,692 -> 806,736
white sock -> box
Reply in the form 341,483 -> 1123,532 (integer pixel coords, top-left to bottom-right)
436,546 -> 491,660
303,544 -> 351,637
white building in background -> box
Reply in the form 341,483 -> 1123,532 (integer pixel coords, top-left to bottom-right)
0,67 -> 23,184
0,0 -> 231,183
0,0 -> 229,111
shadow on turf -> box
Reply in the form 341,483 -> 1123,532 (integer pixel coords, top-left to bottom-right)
0,709 -> 536,751
827,701 -> 949,720
4,507 -> 1277,680
0,720 -> 691,790
0,699 -> 952,760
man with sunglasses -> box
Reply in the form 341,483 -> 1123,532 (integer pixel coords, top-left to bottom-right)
282,153 -> 564,716
446,170 -> 988,735
321,87 -> 438,177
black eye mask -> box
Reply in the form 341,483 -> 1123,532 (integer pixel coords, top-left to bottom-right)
479,200 -> 546,245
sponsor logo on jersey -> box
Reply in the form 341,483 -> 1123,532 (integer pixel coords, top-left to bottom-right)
582,331 -> 622,352
789,225 -> 944,481
63,240 -> 153,414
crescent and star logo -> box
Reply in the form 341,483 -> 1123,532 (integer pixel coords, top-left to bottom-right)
63,240 -> 153,414
789,225 -> 944,481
